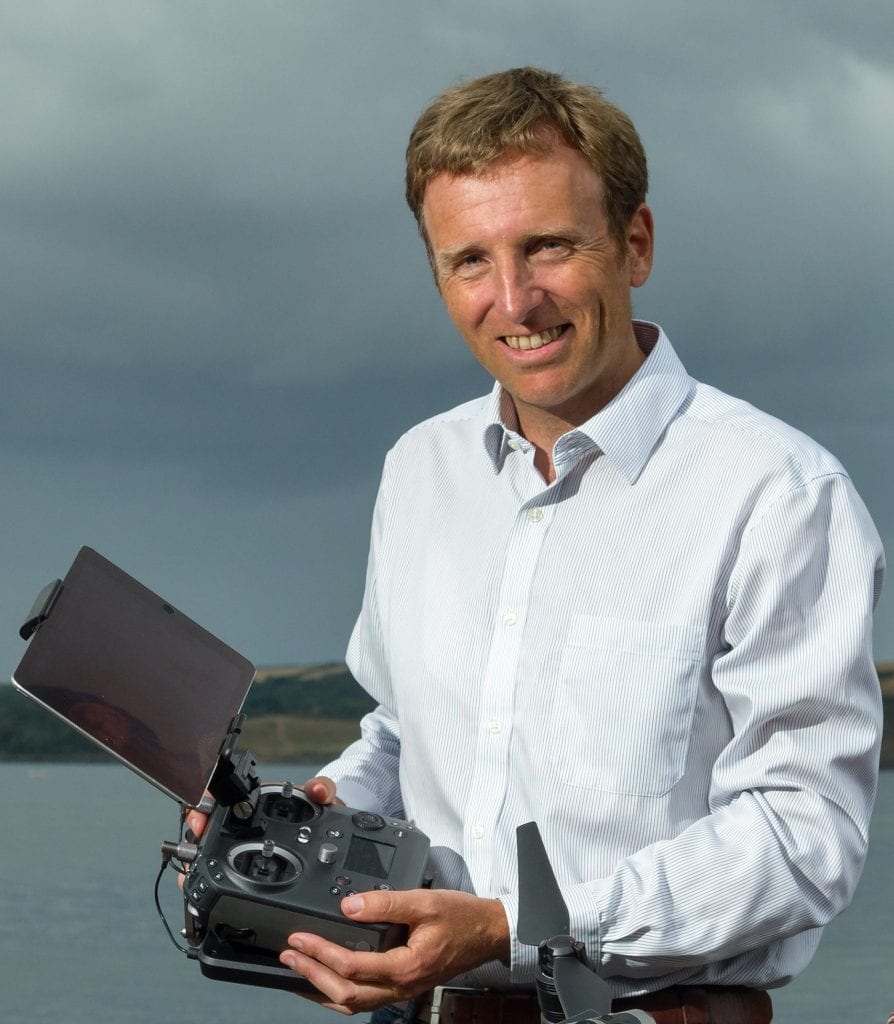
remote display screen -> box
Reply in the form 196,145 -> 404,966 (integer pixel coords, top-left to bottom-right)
11,546 -> 256,806
343,835 -> 396,879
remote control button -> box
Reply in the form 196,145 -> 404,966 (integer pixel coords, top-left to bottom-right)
352,812 -> 386,831
329,886 -> 342,896
335,875 -> 351,887
355,941 -> 372,952
318,842 -> 339,865
327,828 -> 343,839
377,883 -> 393,890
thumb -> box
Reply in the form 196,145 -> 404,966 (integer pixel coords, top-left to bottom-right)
341,887 -> 419,924
301,775 -> 340,805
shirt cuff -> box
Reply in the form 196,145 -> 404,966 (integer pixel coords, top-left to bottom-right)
328,777 -> 386,814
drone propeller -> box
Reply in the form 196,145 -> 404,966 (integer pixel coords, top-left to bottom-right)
517,820 -> 570,944
515,821 -> 614,1021
553,955 -> 615,1019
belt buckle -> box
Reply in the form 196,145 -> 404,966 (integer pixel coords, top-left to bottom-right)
429,985 -> 446,1024
428,985 -> 485,1024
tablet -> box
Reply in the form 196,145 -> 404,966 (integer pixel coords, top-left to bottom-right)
11,546 -> 256,806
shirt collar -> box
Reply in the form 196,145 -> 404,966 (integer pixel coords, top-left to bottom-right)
481,322 -> 694,483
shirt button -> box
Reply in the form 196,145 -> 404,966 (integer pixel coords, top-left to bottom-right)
507,439 -> 520,451
488,719 -> 502,734
472,825 -> 485,840
527,507 -> 544,523
502,611 -> 518,626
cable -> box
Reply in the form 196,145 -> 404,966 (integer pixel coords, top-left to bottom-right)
154,860 -> 190,954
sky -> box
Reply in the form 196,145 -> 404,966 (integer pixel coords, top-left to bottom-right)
2,0 -> 892,686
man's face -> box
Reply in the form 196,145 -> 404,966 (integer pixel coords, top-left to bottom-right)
423,145 -> 653,432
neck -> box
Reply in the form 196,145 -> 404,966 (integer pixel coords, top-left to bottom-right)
518,410 -> 570,484
513,343 -> 646,483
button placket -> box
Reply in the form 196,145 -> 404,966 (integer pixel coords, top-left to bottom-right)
462,495 -> 552,892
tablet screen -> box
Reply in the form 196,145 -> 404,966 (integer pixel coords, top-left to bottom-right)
11,546 -> 256,806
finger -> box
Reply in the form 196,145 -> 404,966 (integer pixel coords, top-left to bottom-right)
301,775 -> 340,805
279,947 -> 394,1013
341,887 -> 427,925
185,809 -> 207,837
285,932 -> 406,982
184,790 -> 214,837
287,982 -> 355,1014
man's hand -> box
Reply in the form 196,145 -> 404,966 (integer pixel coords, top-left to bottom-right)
279,887 -> 510,1015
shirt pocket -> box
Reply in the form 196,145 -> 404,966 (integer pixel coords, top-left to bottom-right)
549,616 -> 702,797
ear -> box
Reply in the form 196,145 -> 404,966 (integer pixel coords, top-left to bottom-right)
627,204 -> 654,288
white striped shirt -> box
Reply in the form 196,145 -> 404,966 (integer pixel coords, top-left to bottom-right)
322,322 -> 884,997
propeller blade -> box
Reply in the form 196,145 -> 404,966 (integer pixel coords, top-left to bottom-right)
552,950 -> 610,1015
516,821 -> 570,945
553,954 -> 614,1017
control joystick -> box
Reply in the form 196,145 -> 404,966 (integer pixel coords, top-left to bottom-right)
230,839 -> 303,885
259,787 -> 317,825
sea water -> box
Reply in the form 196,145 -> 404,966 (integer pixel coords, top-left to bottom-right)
0,763 -> 890,1024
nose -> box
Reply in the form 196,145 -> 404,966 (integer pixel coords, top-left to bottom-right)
493,256 -> 545,324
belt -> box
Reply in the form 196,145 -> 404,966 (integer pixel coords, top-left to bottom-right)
613,986 -> 772,1023
409,984 -> 773,1024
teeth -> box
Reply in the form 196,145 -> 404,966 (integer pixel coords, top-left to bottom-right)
503,326 -> 562,350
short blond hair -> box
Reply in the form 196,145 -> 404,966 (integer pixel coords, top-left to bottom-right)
406,66 -> 648,250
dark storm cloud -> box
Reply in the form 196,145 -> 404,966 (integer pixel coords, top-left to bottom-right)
3,338 -> 491,497
1,0 -> 891,671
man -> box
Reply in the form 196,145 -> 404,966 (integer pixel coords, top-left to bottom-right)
191,68 -> 884,1024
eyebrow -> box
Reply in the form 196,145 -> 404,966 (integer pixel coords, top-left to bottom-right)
434,244 -> 481,272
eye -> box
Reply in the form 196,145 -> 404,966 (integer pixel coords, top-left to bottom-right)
531,237 -> 571,258
451,251 -> 488,278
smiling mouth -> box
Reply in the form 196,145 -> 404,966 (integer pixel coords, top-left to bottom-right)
502,325 -> 567,351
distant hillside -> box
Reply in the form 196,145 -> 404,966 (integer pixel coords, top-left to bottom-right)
0,662 -> 375,764
239,662 -> 376,761
1,661 -> 891,766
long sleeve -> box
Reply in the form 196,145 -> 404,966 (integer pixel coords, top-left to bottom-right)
507,472 -> 884,987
